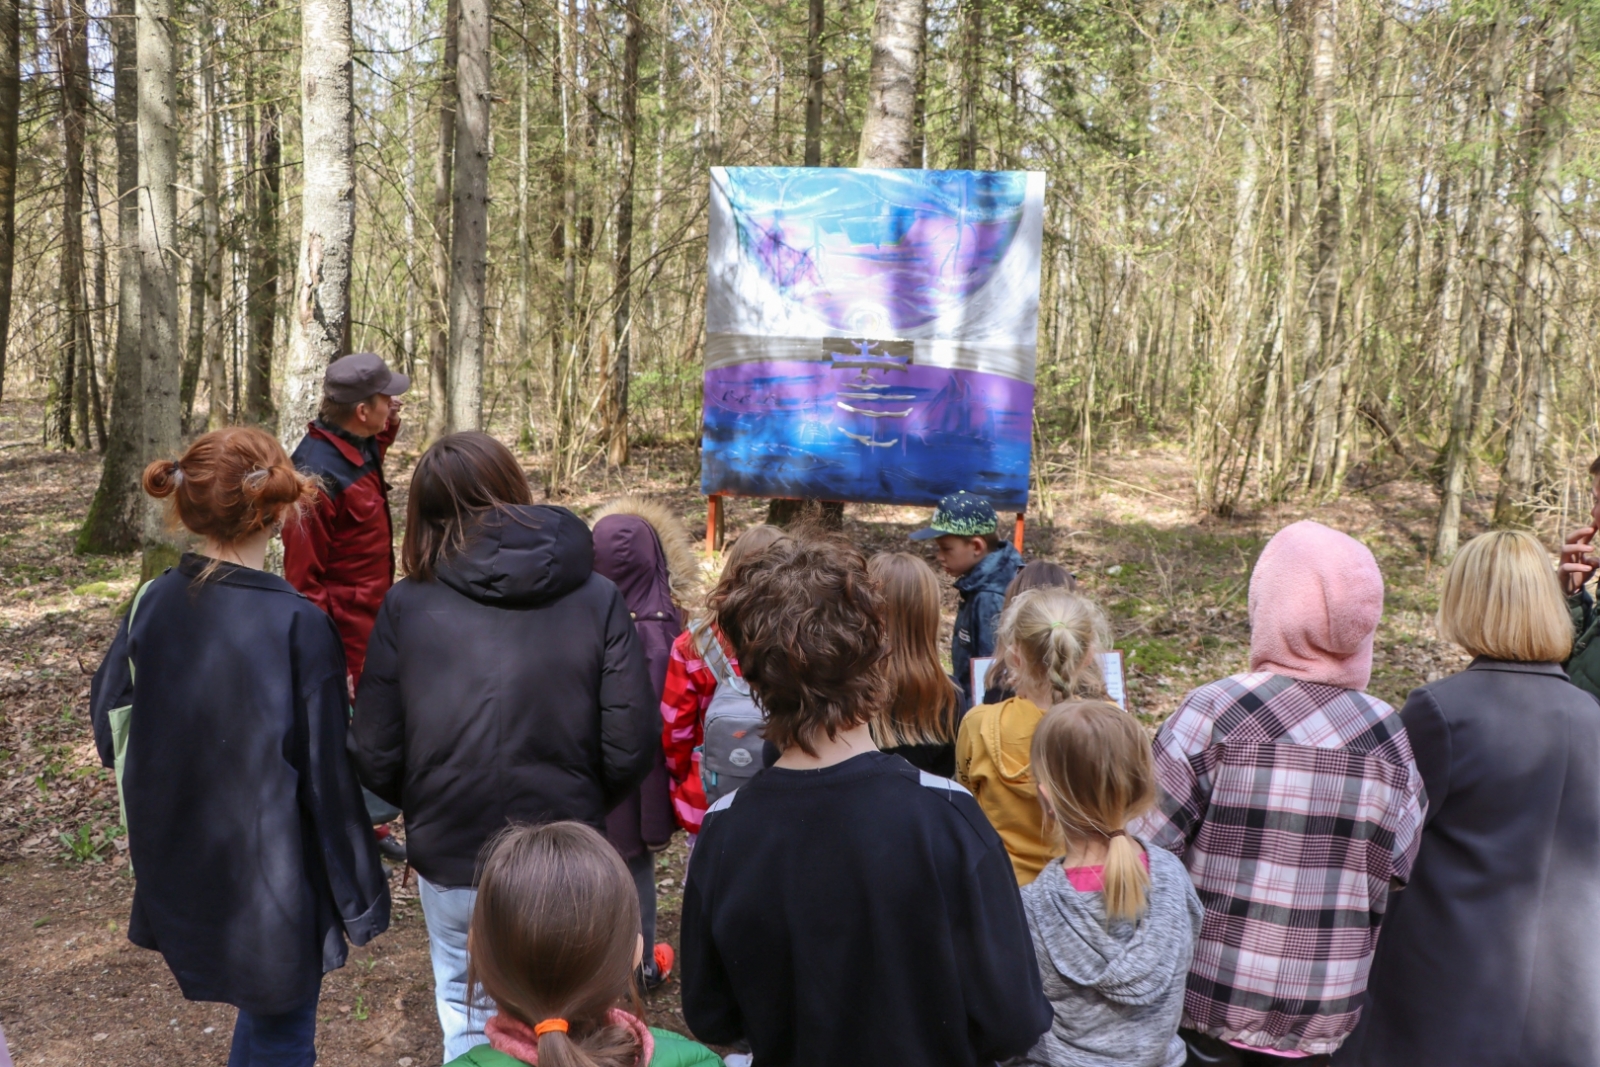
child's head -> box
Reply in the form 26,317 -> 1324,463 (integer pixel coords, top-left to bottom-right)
1031,700 -> 1157,921
986,561 -> 1078,695
714,533 -> 888,755
402,432 -> 533,581
1438,530 -> 1572,663
997,587 -> 1109,705
468,821 -> 644,1067
142,426 -> 316,547
1247,520 -> 1383,690
867,552 -> 959,746
910,491 -> 1002,576
704,523 -> 789,613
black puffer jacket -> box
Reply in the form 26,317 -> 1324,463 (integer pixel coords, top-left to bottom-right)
350,504 -> 659,888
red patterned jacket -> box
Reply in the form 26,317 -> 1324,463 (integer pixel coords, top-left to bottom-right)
660,624 -> 743,833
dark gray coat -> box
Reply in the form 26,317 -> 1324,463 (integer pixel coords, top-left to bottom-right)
1337,659 -> 1600,1067
89,555 -> 389,1015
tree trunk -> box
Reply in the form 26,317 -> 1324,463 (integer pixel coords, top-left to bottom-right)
281,0 -> 355,452
606,0 -> 642,467
1435,17 -> 1508,558
804,0 -> 823,166
446,0 -> 488,433
424,0 -> 457,443
201,23 -> 225,429
857,0 -> 925,168
78,0 -> 142,553
0,0 -> 17,404
1302,0 -> 1343,492
50,0 -> 89,450
1495,17 -> 1572,528
245,90 -> 281,427
956,0 -> 981,169
138,0 -> 183,579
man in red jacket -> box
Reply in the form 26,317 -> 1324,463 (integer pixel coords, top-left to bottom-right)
283,352 -> 410,689
283,352 -> 411,861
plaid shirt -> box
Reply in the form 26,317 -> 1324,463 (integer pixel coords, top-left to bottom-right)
1132,672 -> 1424,1056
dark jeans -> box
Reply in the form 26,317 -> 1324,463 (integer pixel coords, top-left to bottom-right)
228,988 -> 320,1067
1182,1028 -> 1332,1067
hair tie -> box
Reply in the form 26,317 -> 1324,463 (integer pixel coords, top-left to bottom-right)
533,1019 -> 569,1038
170,462 -> 184,486
1105,828 -> 1126,838
242,468 -> 269,490
1051,620 -> 1069,630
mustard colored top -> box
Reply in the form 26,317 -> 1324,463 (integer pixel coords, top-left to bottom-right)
955,696 -> 1052,885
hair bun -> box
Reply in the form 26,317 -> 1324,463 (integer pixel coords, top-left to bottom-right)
141,458 -> 182,499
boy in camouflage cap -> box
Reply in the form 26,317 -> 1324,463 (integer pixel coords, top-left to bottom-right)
911,491 -> 1024,704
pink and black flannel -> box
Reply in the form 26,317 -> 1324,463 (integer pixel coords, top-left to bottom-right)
1133,671 -> 1425,1057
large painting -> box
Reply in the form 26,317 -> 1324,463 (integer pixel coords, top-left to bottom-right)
701,166 -> 1046,509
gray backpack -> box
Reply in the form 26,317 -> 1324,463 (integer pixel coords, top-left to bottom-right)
696,624 -> 769,804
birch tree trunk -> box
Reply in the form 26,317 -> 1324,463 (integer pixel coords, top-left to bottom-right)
201,23 -> 226,429
78,0 -> 142,553
606,0 -> 642,467
956,0 -> 981,169
446,0 -> 488,433
1495,16 -> 1572,528
281,0 -> 355,451
1302,0 -> 1344,492
857,0 -> 925,168
138,0 -> 183,578
0,0 -> 17,404
50,0 -> 89,449
424,0 -> 457,443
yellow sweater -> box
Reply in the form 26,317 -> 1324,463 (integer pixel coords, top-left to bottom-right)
955,696 -> 1052,885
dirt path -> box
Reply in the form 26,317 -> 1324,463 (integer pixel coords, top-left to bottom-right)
1,396 -> 1497,1064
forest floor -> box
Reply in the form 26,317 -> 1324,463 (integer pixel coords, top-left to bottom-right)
0,396 -> 1522,1066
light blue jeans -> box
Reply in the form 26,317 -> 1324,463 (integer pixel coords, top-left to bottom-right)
418,877 -> 493,1061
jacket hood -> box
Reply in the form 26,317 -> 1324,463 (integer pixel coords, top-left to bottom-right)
590,495 -> 701,607
1022,841 -> 1201,1007
1248,520 -> 1383,690
435,504 -> 593,607
956,541 -> 1024,595
593,512 -> 681,628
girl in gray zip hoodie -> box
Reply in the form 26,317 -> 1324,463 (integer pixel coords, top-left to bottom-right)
1009,701 -> 1202,1067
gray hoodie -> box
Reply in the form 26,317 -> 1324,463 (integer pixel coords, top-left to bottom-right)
1009,838 -> 1202,1067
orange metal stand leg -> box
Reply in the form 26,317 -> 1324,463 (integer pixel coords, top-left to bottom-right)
706,495 -> 724,554
1014,511 -> 1026,552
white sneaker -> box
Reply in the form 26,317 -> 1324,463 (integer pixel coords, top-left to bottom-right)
722,1055 -> 753,1067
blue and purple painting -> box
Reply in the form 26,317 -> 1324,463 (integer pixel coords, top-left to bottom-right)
702,167 -> 1045,509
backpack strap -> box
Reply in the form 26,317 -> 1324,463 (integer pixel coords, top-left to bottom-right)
692,619 -> 736,688
125,579 -> 152,682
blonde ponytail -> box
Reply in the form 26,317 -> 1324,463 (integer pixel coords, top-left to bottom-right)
997,588 -> 1110,704
1031,700 -> 1158,922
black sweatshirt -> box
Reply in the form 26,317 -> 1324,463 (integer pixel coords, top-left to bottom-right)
680,751 -> 1050,1067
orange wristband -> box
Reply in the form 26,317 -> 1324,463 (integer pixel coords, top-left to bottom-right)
534,1019 -> 569,1038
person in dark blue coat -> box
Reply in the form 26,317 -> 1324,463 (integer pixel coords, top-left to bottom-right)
90,426 -> 390,1067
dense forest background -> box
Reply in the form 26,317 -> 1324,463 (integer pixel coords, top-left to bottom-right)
2,0 -> 1598,568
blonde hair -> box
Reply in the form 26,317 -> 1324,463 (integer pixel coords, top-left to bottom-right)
867,552 -> 960,747
1031,700 -> 1157,922
1437,530 -> 1572,663
986,561 -> 1077,695
996,588 -> 1109,704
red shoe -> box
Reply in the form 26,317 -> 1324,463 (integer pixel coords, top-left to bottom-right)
642,943 -> 675,991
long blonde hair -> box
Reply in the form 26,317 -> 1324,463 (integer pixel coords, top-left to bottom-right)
868,552 -> 960,747
997,587 -> 1109,705
1031,700 -> 1158,922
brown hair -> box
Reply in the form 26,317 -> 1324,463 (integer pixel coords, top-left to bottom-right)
997,587 -> 1109,705
1031,700 -> 1158,922
317,393 -> 381,428
468,822 -> 642,1067
867,552 -> 958,747
401,432 -> 533,581
986,561 -> 1078,695
1588,454 -> 1600,476
142,426 -> 316,547
713,532 -> 888,755
692,523 -> 790,655
1437,530 -> 1573,663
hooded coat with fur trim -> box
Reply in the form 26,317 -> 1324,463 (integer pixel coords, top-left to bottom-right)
592,497 -> 697,857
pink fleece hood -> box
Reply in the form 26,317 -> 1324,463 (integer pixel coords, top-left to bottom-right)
1247,520 -> 1384,691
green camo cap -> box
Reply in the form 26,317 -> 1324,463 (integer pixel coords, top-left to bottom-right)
909,491 -> 998,541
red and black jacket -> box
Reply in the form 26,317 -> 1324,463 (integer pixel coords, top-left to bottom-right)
282,418 -> 398,685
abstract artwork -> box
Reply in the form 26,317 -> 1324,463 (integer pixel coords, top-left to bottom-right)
701,166 -> 1046,509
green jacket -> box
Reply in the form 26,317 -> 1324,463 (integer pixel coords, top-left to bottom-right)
1566,590 -> 1600,699
445,1027 -> 722,1067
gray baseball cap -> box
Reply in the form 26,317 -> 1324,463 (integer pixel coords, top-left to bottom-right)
323,352 -> 411,404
